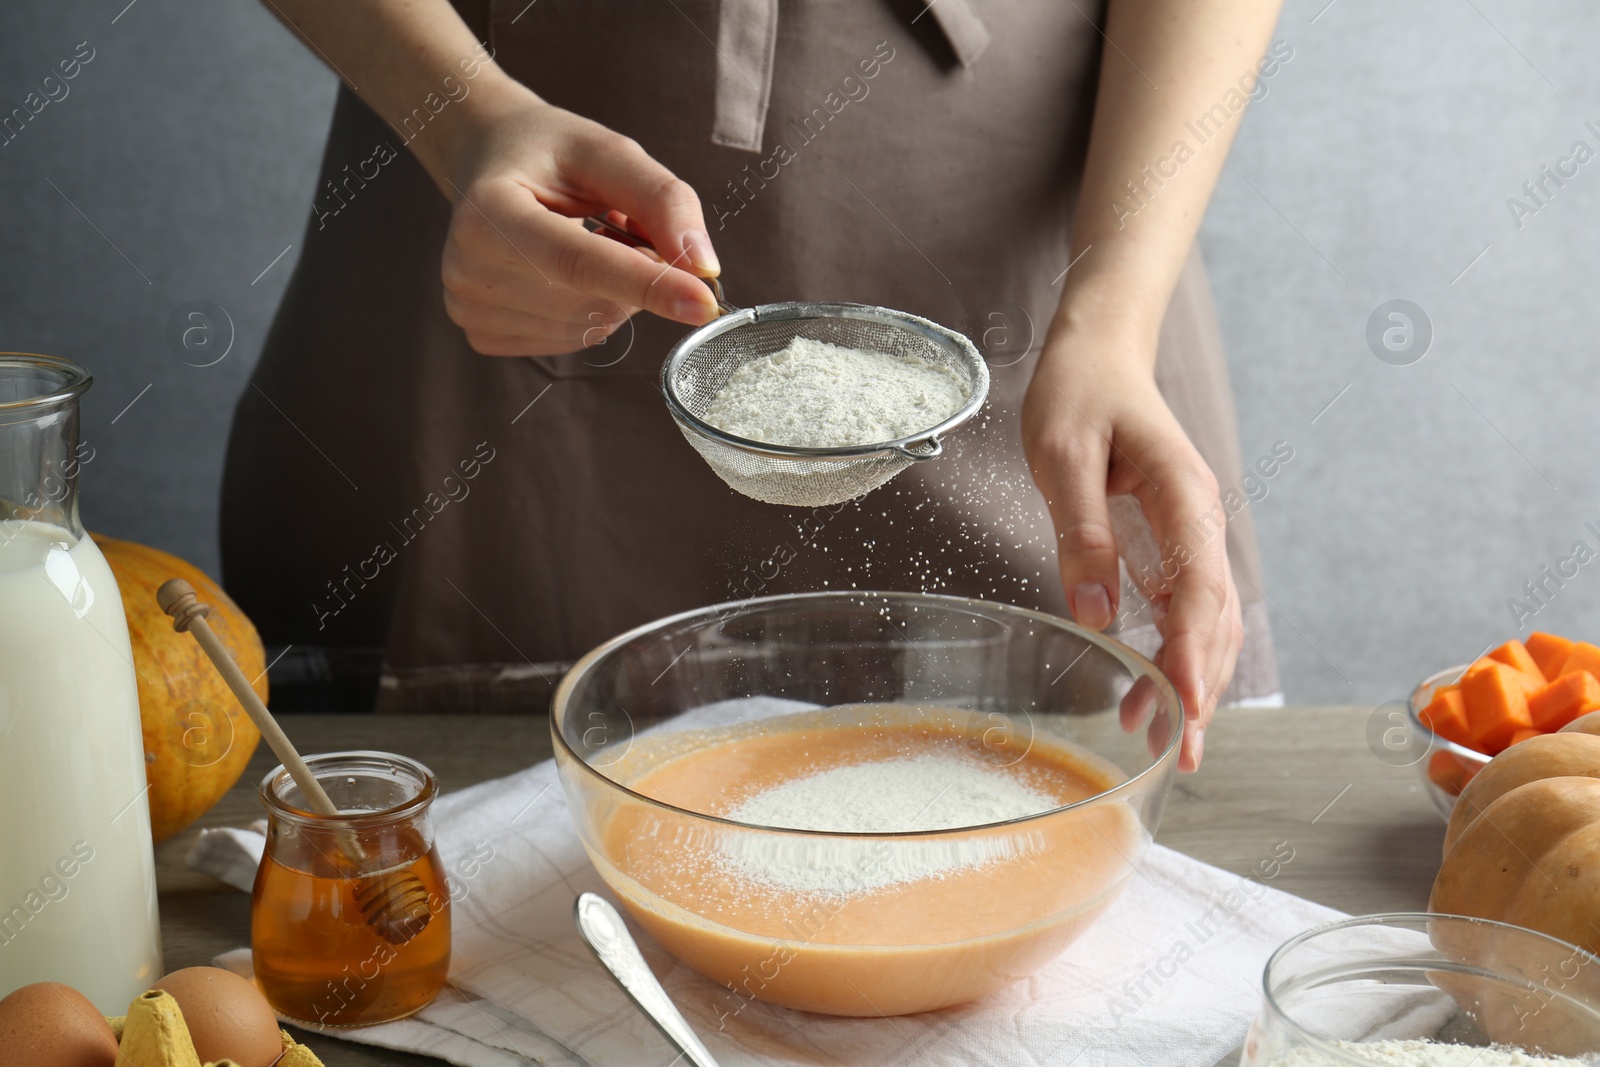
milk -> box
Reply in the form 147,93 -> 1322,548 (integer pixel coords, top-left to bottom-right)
0,521 -> 163,1012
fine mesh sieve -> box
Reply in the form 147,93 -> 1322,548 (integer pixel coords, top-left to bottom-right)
661,304 -> 989,508
580,214 -> 989,507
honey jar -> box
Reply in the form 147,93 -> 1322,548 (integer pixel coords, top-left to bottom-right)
252,751 -> 451,1027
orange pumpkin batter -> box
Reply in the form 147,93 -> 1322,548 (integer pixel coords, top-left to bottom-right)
585,707 -> 1142,1016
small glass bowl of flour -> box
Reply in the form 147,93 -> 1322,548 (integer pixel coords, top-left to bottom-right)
1244,914 -> 1600,1067
660,303 -> 987,507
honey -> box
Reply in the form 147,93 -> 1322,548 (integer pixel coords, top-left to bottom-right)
252,752 -> 451,1027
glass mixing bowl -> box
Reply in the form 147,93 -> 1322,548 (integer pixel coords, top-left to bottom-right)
551,590 -> 1182,1017
1241,913 -> 1600,1065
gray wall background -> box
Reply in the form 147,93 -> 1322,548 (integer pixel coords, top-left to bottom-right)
0,0 -> 1593,706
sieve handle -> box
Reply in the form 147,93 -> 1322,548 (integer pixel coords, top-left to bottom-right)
582,215 -> 736,314
893,437 -> 943,461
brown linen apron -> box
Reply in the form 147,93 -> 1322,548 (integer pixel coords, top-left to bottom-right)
220,0 -> 1281,712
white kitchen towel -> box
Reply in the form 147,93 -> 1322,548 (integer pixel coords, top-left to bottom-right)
191,699 -> 1344,1067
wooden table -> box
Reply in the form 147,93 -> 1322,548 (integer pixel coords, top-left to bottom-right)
154,707 -> 1446,1066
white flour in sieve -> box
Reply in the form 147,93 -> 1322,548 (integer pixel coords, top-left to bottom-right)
702,336 -> 970,448
1265,1039 -> 1597,1065
717,754 -> 1055,894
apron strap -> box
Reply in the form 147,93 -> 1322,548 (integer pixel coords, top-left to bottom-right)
710,0 -> 991,153
710,0 -> 779,151
924,0 -> 993,68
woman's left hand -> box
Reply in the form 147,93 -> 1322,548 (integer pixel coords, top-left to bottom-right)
1020,318 -> 1244,771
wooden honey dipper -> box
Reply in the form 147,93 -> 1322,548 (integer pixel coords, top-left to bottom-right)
157,578 -> 432,946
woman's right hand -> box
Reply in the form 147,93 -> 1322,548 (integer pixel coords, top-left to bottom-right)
437,83 -> 722,356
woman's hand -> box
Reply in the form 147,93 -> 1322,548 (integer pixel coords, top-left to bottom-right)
438,83 -> 722,356
254,0 -> 720,356
1021,319 -> 1244,772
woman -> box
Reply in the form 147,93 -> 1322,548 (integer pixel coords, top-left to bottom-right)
222,0 -> 1285,770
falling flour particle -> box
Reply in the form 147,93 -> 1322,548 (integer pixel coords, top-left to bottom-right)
1265,1039 -> 1597,1066
718,755 -> 1055,894
703,337 -> 970,448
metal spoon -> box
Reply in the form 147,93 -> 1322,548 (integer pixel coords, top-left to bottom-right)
573,893 -> 722,1067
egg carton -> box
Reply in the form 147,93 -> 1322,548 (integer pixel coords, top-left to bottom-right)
105,989 -> 322,1067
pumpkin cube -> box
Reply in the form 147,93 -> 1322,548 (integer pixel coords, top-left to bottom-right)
1529,671 -> 1600,732
1526,631 -> 1576,681
1426,750 -> 1474,796
1486,639 -> 1547,684
1461,660 -> 1536,753
1507,727 -> 1544,746
1560,641 -> 1600,681
1420,686 -> 1472,747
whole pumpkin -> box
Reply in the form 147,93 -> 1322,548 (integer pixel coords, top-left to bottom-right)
1562,710 -> 1600,738
93,534 -> 264,842
1433,726 -> 1600,954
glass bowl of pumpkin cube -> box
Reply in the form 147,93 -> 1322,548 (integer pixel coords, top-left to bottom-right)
1407,632 -> 1600,819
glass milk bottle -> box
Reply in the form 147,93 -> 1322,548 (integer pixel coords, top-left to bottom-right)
0,354 -> 162,1013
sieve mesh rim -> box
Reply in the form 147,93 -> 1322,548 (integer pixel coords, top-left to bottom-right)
658,302 -> 990,461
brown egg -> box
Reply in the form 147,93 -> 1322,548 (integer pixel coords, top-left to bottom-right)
154,967 -> 283,1067
0,981 -> 118,1067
